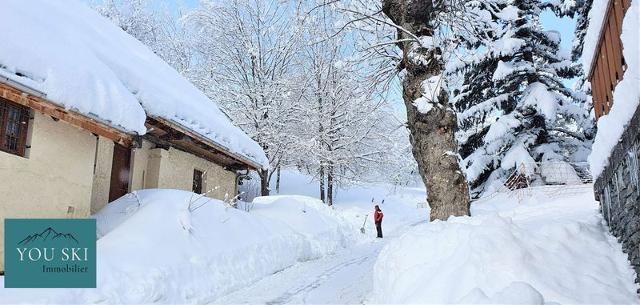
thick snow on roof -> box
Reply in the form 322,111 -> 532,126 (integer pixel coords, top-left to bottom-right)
581,0 -> 609,75
0,0 -> 268,168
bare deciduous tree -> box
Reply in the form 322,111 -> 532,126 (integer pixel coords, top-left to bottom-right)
186,0 -> 306,196
324,0 -> 472,219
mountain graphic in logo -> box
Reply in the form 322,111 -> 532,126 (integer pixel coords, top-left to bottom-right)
18,227 -> 79,245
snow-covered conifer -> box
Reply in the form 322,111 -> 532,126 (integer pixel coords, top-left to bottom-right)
450,0 -> 591,196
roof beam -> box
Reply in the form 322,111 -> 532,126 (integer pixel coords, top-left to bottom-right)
0,81 -> 133,146
145,117 -> 260,171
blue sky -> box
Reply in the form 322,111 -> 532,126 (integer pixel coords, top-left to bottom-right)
97,0 -> 577,51
89,0 -> 578,113
94,0 -> 577,66
541,10 -> 576,53
541,10 -> 577,89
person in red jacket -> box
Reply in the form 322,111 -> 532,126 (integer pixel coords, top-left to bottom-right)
374,205 -> 384,238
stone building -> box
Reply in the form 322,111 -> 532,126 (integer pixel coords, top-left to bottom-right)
586,0 -> 639,285
594,108 -> 640,282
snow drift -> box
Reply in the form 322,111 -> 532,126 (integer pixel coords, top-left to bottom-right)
372,185 -> 638,304
0,190 -> 360,304
0,0 -> 267,167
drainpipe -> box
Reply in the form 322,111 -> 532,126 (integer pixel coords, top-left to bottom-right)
92,134 -> 100,175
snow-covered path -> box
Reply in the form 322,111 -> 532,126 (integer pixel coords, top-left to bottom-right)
214,221 -> 423,305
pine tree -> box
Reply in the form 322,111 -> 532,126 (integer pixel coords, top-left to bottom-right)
570,0 -> 594,62
568,0 -> 595,133
451,0 -> 590,196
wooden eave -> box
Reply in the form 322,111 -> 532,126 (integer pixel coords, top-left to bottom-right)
0,80 -> 133,146
0,79 -> 262,170
145,117 -> 262,171
587,0 -> 632,79
587,0 -> 615,80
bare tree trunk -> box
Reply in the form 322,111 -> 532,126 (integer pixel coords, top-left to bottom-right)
275,165 -> 281,194
317,74 -> 327,204
382,0 -> 470,221
327,162 -> 334,206
319,163 -> 326,203
260,168 -> 270,196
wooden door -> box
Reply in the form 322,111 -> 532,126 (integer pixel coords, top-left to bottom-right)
109,143 -> 131,202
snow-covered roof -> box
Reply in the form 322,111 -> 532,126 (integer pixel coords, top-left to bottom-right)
0,0 -> 268,169
581,0 -> 610,76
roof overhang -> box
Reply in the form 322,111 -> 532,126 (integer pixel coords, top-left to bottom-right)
0,78 -> 262,171
144,117 -> 262,171
586,0 -> 614,80
0,79 -> 133,146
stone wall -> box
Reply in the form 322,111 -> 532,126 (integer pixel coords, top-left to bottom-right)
594,104 -> 640,288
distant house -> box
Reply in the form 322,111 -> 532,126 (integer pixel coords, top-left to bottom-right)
0,1 -> 267,272
586,0 -> 639,284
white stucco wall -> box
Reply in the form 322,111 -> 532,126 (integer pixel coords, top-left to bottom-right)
0,113 -> 96,271
0,122 -> 241,271
130,139 -> 155,191
90,136 -> 114,214
151,147 -> 237,200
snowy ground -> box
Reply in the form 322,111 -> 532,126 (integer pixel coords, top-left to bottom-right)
0,171 -> 426,304
206,170 -> 428,304
2,173 -> 635,304
373,184 -> 639,304
212,209 -> 425,305
214,183 -> 639,305
213,222 -> 422,305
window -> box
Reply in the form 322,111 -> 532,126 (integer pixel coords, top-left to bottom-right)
0,97 -> 30,157
193,169 -> 204,194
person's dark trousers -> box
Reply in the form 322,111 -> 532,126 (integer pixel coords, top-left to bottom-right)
376,221 -> 383,238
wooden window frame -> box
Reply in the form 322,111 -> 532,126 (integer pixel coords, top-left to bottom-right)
0,97 -> 30,157
193,169 -> 204,194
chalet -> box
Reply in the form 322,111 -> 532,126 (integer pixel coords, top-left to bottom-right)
0,1 -> 268,272
586,0 -> 640,284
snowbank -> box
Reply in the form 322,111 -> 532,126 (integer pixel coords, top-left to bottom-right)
252,195 -> 358,257
588,0 -> 640,178
0,190 -> 359,304
0,0 -> 267,168
270,169 -> 428,235
372,185 -> 638,304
